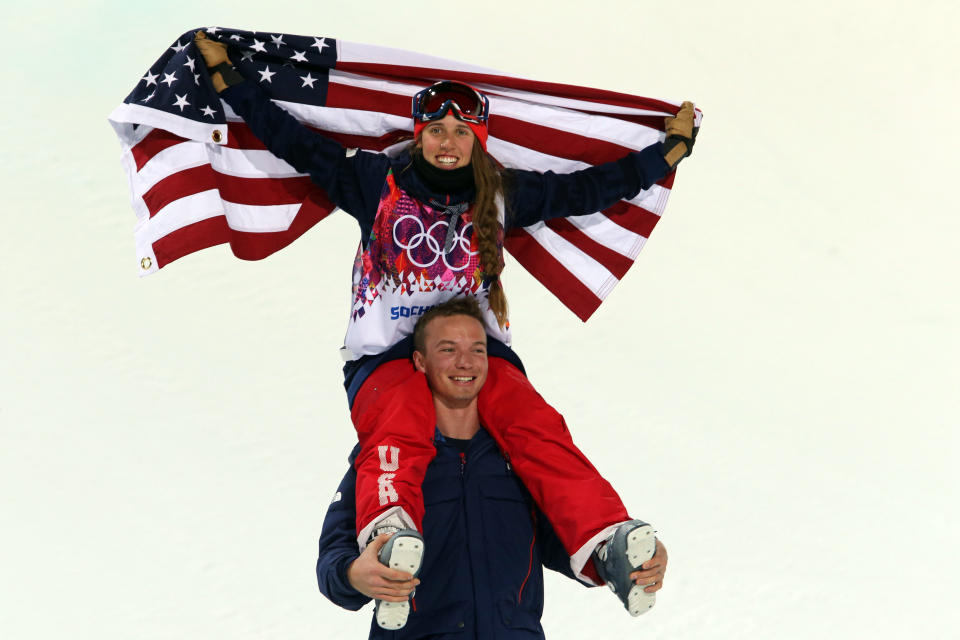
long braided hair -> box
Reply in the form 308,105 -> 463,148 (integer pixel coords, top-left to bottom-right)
468,137 -> 508,329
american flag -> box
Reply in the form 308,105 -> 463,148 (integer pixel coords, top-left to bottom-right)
109,27 -> 701,321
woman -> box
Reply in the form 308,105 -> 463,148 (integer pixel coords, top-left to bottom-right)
195,31 -> 693,626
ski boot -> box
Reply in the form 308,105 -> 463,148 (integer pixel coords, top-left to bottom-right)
593,520 -> 657,616
374,529 -> 425,630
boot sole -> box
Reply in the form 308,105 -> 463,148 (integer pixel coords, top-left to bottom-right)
375,534 -> 425,630
625,525 -> 657,616
384,535 -> 424,574
376,600 -> 411,630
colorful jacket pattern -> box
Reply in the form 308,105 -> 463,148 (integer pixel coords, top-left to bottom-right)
220,82 -> 671,360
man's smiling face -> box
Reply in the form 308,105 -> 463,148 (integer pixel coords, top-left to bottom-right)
413,313 -> 488,409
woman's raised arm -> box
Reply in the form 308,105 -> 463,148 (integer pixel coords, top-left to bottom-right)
192,31 -> 389,232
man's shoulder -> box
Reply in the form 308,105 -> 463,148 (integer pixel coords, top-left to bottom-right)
346,442 -> 362,466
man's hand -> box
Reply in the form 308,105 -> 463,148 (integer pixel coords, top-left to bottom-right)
347,533 -> 421,602
662,101 -> 698,169
630,538 -> 668,593
194,30 -> 230,68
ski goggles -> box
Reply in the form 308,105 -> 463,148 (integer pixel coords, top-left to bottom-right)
412,81 -> 490,125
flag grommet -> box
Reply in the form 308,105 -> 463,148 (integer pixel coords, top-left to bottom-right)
141,257 -> 153,270
211,129 -> 223,143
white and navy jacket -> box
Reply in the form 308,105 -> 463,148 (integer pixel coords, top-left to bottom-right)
221,83 -> 670,365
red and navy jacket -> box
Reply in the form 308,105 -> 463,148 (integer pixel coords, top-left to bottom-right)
316,428 -> 590,639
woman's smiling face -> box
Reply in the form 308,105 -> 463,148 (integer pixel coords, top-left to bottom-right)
419,113 -> 475,170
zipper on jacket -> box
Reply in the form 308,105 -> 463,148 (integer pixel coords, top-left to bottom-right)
517,507 -> 537,603
458,446 -> 479,634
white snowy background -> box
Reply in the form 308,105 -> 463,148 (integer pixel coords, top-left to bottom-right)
2,1 -> 957,638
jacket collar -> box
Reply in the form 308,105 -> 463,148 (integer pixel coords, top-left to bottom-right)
390,149 -> 476,207
434,426 -> 494,451
348,427 -> 494,466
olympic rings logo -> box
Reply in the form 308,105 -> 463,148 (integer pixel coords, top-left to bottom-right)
392,215 -> 478,271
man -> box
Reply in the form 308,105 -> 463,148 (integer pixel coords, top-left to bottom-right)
316,299 -> 668,638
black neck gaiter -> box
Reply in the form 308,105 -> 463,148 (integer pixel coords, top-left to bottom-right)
412,150 -> 475,193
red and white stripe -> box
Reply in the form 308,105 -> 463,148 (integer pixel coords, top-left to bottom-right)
109,37 -> 700,321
